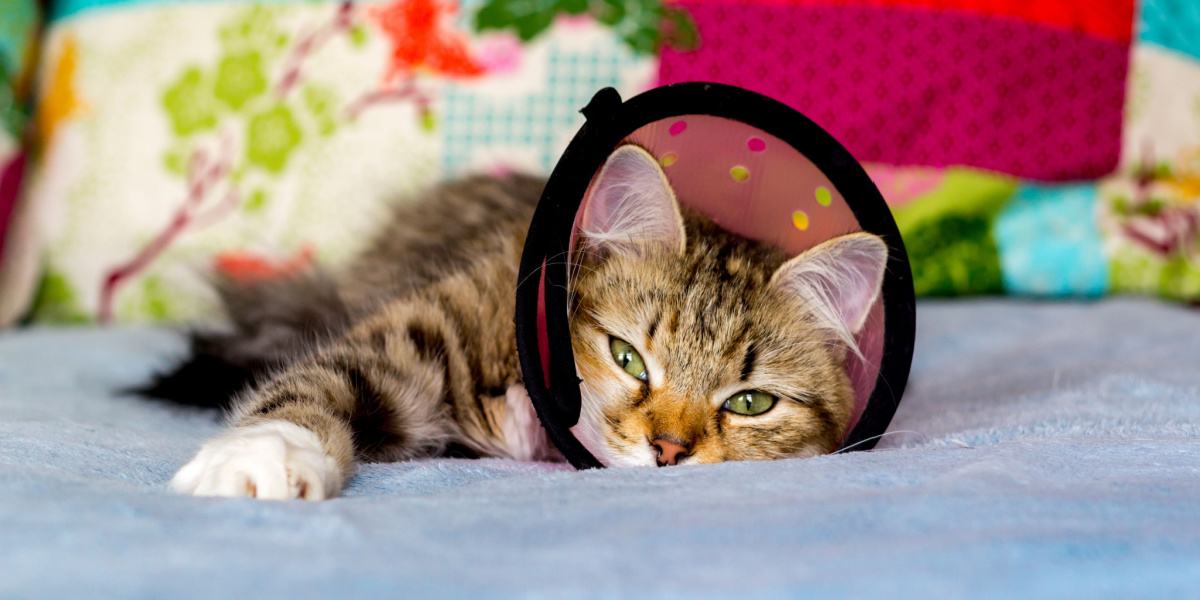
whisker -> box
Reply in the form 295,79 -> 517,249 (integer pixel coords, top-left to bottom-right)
831,429 -> 927,454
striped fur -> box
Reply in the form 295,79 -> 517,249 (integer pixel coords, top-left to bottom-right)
165,161 -> 885,500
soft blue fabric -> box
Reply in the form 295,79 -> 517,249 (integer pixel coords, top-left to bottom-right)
2,299 -> 1199,598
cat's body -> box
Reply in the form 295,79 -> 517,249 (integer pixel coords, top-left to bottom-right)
158,146 -> 888,500
162,174 -> 555,499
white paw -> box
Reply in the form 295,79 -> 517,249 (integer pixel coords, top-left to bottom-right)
171,421 -> 342,501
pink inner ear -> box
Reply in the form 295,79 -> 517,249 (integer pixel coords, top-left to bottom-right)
771,234 -> 888,350
579,146 -> 683,251
828,240 -> 888,334
844,300 -> 884,439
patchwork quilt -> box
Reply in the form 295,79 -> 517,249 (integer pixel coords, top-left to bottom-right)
3,0 -> 1199,325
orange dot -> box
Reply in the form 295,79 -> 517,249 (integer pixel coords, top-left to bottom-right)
660,152 -> 677,167
792,210 -> 810,231
730,165 -> 750,182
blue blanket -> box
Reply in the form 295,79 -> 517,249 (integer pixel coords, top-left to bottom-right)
2,299 -> 1199,597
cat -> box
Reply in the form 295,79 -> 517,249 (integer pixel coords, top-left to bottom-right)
152,144 -> 888,500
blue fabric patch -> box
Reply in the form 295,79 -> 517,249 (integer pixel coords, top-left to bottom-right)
441,41 -> 641,175
995,183 -> 1108,297
1139,0 -> 1200,60
50,0 -> 304,22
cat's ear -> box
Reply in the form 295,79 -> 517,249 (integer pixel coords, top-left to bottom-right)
577,145 -> 686,258
769,232 -> 888,353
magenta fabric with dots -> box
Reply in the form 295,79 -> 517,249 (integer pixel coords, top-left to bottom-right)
659,4 -> 1131,181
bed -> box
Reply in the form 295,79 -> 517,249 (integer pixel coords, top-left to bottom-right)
2,298 -> 1198,597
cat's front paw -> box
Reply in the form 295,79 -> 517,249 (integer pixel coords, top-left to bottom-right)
171,421 -> 342,501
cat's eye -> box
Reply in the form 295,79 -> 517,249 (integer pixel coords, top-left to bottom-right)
723,391 -> 777,416
609,337 -> 648,381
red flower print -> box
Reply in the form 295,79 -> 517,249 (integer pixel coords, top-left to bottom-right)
215,245 -> 317,282
370,0 -> 485,81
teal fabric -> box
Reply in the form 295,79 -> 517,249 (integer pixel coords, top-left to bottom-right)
995,184 -> 1108,297
1139,0 -> 1200,59
441,43 -> 642,174
0,0 -> 36,75
1,0 -> 37,134
2,299 -> 1200,597
48,0 -> 306,22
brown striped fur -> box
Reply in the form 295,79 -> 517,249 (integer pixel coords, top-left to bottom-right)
169,158 -> 884,498
569,214 -> 858,466
225,174 -> 553,475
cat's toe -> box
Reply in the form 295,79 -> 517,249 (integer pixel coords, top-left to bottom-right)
171,420 -> 341,501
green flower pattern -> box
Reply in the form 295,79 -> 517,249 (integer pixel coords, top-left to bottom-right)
161,67 -> 218,136
214,51 -> 268,111
301,84 -> 339,137
218,6 -> 290,59
161,8 -> 287,144
154,5 -> 368,230
131,0 -> 688,322
157,5 -> 444,195
246,104 -> 302,173
29,269 -> 90,324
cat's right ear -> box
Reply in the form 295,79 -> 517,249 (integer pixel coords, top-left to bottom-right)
768,232 -> 888,356
576,145 -> 686,258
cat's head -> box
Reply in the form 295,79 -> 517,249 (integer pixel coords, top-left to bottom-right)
567,145 -> 888,467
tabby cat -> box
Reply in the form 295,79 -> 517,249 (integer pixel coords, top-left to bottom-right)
155,145 -> 888,500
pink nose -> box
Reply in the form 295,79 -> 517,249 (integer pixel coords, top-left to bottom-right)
651,436 -> 691,466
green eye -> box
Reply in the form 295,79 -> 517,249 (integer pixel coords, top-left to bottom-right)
723,391 -> 777,416
609,337 -> 648,381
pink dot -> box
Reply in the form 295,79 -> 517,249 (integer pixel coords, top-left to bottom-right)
669,120 -> 688,136
747,137 -> 766,152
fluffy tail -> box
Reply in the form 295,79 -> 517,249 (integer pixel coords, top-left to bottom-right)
136,273 -> 352,410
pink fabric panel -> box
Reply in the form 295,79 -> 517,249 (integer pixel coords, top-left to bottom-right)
0,153 -> 26,263
659,4 -> 1130,181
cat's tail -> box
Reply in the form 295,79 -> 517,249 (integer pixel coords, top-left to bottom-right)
135,272 -> 352,411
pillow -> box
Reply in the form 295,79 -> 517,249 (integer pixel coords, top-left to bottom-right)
1100,0 -> 1200,300
659,0 -> 1135,181
661,0 -> 1198,302
18,0 -> 1200,323
20,0 -> 660,323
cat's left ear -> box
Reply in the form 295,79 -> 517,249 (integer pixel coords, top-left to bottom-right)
769,232 -> 888,353
577,145 -> 686,258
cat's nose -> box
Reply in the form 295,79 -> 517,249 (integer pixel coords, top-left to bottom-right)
651,436 -> 691,466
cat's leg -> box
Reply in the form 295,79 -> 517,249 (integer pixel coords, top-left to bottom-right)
171,300 -> 467,500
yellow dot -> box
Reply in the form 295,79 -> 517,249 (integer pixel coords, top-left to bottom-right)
730,165 -> 750,182
792,210 -> 810,231
815,186 -> 832,207
660,152 -> 677,167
